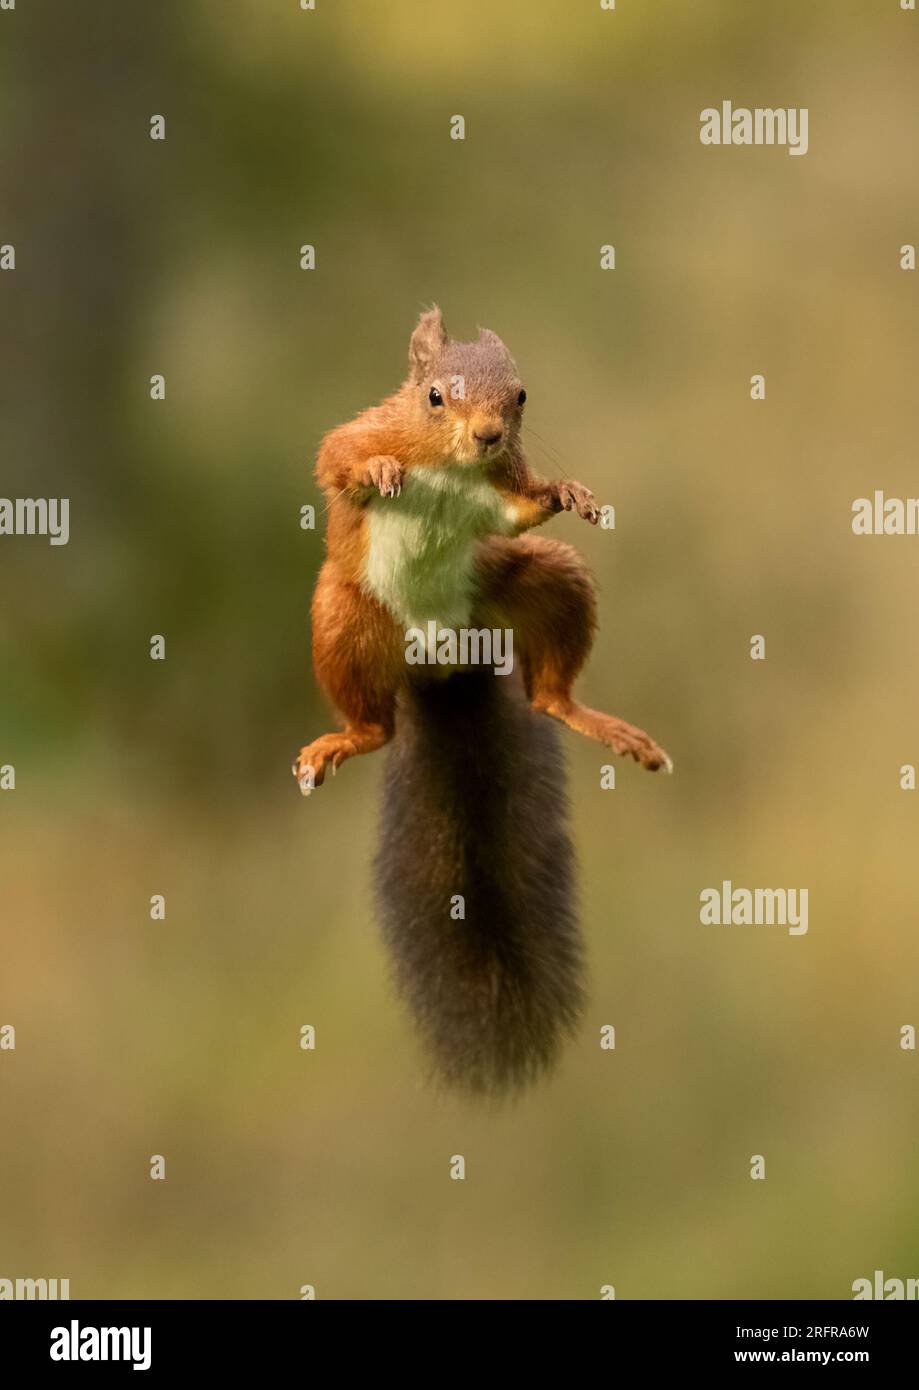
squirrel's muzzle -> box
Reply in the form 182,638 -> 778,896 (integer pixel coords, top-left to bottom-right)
472,417 -> 504,452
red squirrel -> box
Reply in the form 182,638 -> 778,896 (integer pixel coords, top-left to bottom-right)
295,308 -> 671,1093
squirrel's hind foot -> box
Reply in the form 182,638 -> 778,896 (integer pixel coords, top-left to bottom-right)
292,722 -> 393,796
534,696 -> 672,773
292,733 -> 356,795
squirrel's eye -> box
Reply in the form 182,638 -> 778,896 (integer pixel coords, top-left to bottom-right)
429,387 -> 444,407
517,388 -> 527,406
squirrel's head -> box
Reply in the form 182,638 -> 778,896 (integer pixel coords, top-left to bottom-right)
406,307 -> 526,465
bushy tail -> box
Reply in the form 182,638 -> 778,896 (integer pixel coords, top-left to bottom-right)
375,669 -> 584,1096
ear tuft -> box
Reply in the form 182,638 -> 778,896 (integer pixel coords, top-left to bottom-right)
409,306 -> 448,381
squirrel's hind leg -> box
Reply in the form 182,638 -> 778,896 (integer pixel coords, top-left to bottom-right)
294,566 -> 401,794
534,696 -> 672,773
294,723 -> 392,794
477,534 -> 672,773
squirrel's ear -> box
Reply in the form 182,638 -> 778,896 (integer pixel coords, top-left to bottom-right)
409,306 -> 448,381
477,327 -> 503,350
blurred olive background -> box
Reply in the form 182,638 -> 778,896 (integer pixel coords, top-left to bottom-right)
1,0 -> 918,1300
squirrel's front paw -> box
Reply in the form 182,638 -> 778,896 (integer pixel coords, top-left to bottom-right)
362,455 -> 404,498
547,479 -> 599,524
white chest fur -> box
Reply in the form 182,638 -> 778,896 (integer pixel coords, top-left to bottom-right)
364,465 -> 515,630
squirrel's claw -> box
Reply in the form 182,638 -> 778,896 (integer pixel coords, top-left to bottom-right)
639,741 -> 673,773
551,479 -> 598,523
363,455 -> 404,498
292,733 -> 361,796
292,754 -> 320,796
570,483 -> 599,524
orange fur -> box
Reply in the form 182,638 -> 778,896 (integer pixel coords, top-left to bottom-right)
294,308 -> 670,789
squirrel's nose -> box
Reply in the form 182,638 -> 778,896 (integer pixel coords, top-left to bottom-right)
474,427 -> 503,447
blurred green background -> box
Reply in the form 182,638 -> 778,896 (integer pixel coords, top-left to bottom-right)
2,0 -> 918,1299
